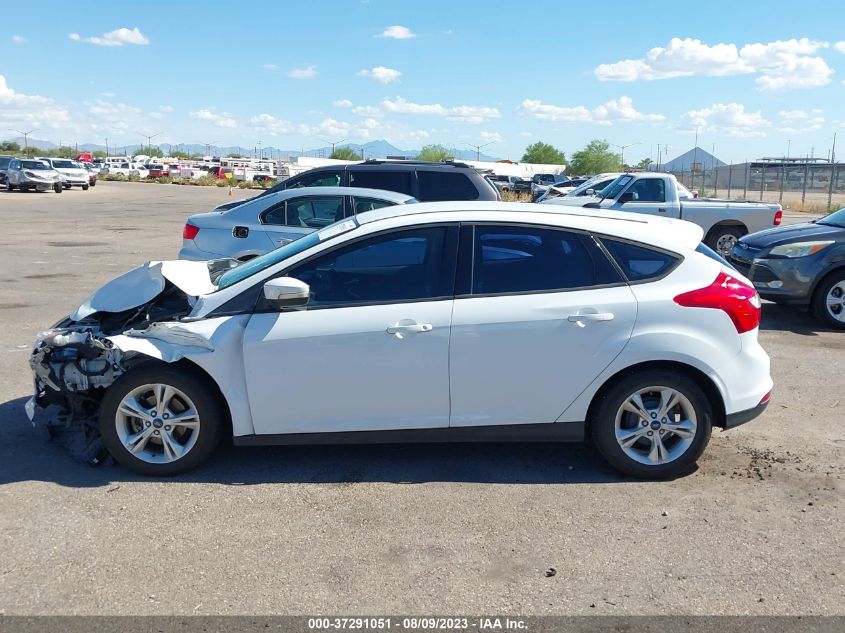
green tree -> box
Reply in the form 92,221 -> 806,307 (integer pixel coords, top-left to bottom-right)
170,150 -> 191,159
521,141 -> 566,165
417,144 -> 454,162
636,157 -> 653,171
330,146 -> 363,161
228,152 -> 243,158
568,140 -> 622,175
0,141 -> 21,153
140,146 -> 164,158
92,150 -> 107,159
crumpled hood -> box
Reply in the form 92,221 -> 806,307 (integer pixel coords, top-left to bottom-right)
70,260 -> 216,321
541,195 -> 597,208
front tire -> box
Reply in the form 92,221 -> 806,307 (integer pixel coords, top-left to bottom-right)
812,270 -> 845,329
82,184 -> 89,191
53,183 -> 62,193
5,181 -> 13,192
99,363 -> 223,475
590,370 -> 713,479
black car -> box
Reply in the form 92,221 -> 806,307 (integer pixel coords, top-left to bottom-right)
729,207 -> 845,328
0,155 -> 13,185
216,160 -> 498,211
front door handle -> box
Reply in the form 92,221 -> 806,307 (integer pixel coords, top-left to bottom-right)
657,208 -> 667,213
568,312 -> 614,324
386,321 -> 433,338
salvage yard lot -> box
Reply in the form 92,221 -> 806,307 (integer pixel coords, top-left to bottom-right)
0,181 -> 842,615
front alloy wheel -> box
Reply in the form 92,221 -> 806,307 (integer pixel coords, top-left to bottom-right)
99,364 -> 222,475
813,272 -> 845,329
590,370 -> 713,478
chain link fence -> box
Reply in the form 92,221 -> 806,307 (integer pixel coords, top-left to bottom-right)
667,163 -> 844,212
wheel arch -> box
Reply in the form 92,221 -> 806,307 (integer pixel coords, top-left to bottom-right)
585,360 -> 727,429
706,220 -> 748,236
809,263 -> 845,303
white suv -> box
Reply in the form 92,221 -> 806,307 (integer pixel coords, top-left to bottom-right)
28,202 -> 772,478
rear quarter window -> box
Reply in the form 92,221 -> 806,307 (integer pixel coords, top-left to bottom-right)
600,238 -> 680,282
418,171 -> 478,201
349,170 -> 414,195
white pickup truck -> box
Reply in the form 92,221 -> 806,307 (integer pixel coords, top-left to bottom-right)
542,172 -> 783,256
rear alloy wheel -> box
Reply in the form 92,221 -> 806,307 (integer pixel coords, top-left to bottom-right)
99,364 -> 223,475
590,370 -> 713,479
813,271 -> 845,329
706,226 -> 745,257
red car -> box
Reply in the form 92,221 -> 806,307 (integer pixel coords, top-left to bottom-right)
207,166 -> 234,179
146,164 -> 166,178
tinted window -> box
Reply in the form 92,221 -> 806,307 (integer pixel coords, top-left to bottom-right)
0,158 -> 11,168
285,196 -> 345,228
601,239 -> 679,281
352,197 -> 397,214
349,170 -> 414,195
418,171 -> 478,201
470,225 -> 622,295
287,227 -> 452,307
626,178 -> 665,203
290,169 -> 342,188
262,201 -> 287,225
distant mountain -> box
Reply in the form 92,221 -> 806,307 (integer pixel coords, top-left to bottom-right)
3,136 -> 499,162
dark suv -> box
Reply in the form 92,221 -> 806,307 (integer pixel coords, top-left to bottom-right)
216,160 -> 499,211
0,155 -> 13,185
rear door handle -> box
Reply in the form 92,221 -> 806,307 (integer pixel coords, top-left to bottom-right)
568,312 -> 614,323
386,322 -> 433,338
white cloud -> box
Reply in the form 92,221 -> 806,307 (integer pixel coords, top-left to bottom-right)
519,96 -> 664,125
778,111 -> 824,134
779,109 -> 809,120
250,113 -> 296,135
595,37 -> 833,90
681,103 -> 769,138
190,108 -> 236,128
159,105 -> 173,113
86,99 -> 142,132
11,35 -> 26,44
99,91 -> 115,98
359,66 -> 402,83
352,105 -> 382,117
378,25 -> 415,39
0,75 -> 70,129
479,131 -> 502,143
70,27 -> 149,47
382,96 -> 500,123
262,64 -> 279,71
333,99 -> 353,108
289,65 -> 317,79
834,42 -> 845,54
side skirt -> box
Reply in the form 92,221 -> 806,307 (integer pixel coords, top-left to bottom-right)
233,422 -> 585,447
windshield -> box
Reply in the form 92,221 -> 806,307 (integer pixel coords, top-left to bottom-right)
598,175 -> 634,199
818,207 -> 845,228
22,160 -> 49,170
52,160 -> 76,169
216,217 -> 359,289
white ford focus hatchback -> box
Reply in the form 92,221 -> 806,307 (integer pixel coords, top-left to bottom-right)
28,202 -> 772,478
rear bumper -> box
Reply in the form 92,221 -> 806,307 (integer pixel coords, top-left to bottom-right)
178,241 -> 225,261
724,396 -> 770,429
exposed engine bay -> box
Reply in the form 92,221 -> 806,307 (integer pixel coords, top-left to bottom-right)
28,274 -> 199,465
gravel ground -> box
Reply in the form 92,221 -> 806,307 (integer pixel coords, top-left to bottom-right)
0,182 -> 842,615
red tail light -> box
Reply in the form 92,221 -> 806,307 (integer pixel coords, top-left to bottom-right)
774,209 -> 783,225
183,223 -> 200,240
674,271 -> 761,333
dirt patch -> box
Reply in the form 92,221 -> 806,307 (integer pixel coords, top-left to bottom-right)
23,273 -> 75,280
0,302 -> 32,309
732,445 -> 803,480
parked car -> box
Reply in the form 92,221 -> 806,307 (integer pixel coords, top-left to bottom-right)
530,174 -> 571,200
535,173 -> 623,202
491,175 -> 531,194
146,164 -> 166,178
729,207 -> 845,329
5,158 -> 63,192
28,202 -> 771,478
252,174 -> 275,184
0,155 -> 12,185
37,158 -> 90,190
543,172 -> 783,256
84,164 -> 98,187
83,161 -> 102,175
207,166 -> 234,180
179,187 -> 418,261
214,159 -> 499,211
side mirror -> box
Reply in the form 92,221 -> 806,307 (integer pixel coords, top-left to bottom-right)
585,188 -> 595,196
263,277 -> 310,309
618,191 -> 636,204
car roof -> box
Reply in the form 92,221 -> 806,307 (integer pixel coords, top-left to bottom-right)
250,186 -> 415,204
353,201 -> 704,252
310,161 -> 477,172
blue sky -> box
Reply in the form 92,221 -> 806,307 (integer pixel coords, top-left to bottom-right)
2,0 -> 844,163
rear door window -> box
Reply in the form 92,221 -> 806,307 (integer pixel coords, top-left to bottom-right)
285,196 -> 345,228
418,171 -> 478,201
600,238 -> 680,282
351,197 -> 397,214
348,170 -> 414,195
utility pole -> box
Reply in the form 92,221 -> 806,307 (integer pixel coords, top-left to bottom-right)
10,128 -> 38,157
692,128 -> 700,192
828,132 -> 837,211
463,141 -> 495,162
136,131 -> 162,156
611,142 -> 640,170
317,138 -> 348,156
105,137 -> 108,157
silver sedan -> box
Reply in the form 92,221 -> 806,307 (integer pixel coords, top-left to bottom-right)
178,186 -> 417,261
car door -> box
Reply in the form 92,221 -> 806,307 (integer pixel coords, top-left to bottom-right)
449,224 -> 637,427
242,224 -> 459,435
259,195 -> 346,247
610,178 -> 681,218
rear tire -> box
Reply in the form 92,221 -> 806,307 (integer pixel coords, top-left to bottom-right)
812,270 -> 845,330
53,183 -> 62,193
590,370 -> 713,479
5,181 -> 13,192
82,184 -> 89,191
705,226 -> 745,258
99,363 -> 223,476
